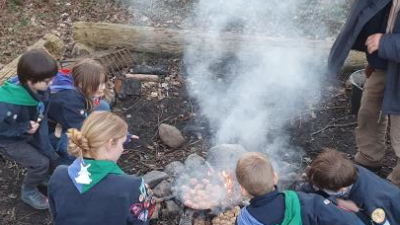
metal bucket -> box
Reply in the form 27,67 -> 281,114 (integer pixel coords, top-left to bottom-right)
349,69 -> 366,114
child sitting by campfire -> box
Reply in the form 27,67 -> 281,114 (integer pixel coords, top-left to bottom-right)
235,152 -> 365,225
48,59 -> 137,165
0,49 -> 59,210
300,149 -> 400,225
48,111 -> 155,225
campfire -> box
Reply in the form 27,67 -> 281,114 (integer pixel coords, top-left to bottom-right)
177,166 -> 241,211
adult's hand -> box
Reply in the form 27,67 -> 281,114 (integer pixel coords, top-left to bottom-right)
366,33 -> 383,54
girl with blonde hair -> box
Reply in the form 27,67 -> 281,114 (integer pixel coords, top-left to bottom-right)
48,112 -> 155,225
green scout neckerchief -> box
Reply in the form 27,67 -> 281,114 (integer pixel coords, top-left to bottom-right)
0,80 -> 38,106
68,158 -> 125,194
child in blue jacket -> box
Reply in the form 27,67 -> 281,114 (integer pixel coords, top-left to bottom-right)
48,59 -> 137,164
0,49 -> 58,209
48,112 -> 155,225
300,149 -> 400,225
235,152 -> 365,225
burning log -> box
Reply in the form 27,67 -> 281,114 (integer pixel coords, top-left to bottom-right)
125,73 -> 160,82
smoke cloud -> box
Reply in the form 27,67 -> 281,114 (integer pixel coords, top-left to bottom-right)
183,0 -> 351,173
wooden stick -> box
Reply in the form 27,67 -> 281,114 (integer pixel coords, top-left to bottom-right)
125,73 -> 159,82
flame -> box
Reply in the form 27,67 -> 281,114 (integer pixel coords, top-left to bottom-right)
221,170 -> 234,198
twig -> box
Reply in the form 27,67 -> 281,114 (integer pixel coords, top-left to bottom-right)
311,122 -> 357,137
0,0 -> 7,11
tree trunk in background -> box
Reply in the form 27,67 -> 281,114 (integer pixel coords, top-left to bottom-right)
72,22 -> 333,55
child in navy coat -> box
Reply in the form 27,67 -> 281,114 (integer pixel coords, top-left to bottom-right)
48,112 -> 155,225
235,152 -> 365,225
301,149 -> 400,224
0,49 -> 58,209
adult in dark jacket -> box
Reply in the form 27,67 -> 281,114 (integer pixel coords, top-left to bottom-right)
329,0 -> 400,186
48,112 -> 155,225
301,149 -> 400,225
0,49 -> 58,209
235,152 -> 365,225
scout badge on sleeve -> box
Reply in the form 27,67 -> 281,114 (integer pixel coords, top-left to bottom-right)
371,208 -> 390,225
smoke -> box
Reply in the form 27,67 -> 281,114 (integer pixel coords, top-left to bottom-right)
183,0 -> 350,172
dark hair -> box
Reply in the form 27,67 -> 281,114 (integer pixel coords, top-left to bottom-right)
307,148 -> 358,191
17,49 -> 58,84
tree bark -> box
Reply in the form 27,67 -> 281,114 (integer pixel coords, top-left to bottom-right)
72,22 -> 333,55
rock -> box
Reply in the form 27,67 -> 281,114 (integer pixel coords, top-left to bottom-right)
165,161 -> 185,178
206,144 -> 247,170
152,180 -> 172,198
165,200 -> 180,215
158,123 -> 185,148
143,171 -> 169,188
71,43 -> 95,57
184,153 -> 205,169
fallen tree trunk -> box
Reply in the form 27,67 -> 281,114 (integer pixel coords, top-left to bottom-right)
0,34 -> 64,84
73,22 -> 333,55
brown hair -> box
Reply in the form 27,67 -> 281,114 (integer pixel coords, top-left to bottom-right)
307,148 -> 357,191
71,59 -> 108,112
236,152 -> 275,196
67,111 -> 127,159
17,49 -> 58,84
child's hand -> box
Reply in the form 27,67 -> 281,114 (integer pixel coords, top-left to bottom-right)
336,199 -> 360,212
131,135 -> 139,140
27,121 -> 39,134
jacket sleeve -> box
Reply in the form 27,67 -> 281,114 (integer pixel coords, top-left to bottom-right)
378,34 -> 400,63
29,116 -> 59,161
59,99 -> 87,130
0,106 -> 30,138
127,178 -> 156,225
313,197 -> 366,225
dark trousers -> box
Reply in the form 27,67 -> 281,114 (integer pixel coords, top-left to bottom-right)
0,141 -> 49,187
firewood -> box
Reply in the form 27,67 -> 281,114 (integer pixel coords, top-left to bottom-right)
125,73 -> 160,82
0,34 -> 64,84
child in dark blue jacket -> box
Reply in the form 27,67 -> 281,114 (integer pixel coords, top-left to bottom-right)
48,112 -> 155,225
0,49 -> 58,209
235,152 -> 365,225
300,149 -> 400,225
48,59 -> 137,164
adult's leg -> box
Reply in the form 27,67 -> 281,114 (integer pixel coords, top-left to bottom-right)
388,115 -> 400,187
355,70 -> 387,168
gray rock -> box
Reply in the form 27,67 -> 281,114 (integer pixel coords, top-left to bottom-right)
164,161 -> 185,178
152,180 -> 173,198
159,123 -> 185,148
165,200 -> 180,215
184,153 -> 205,169
143,171 -> 169,188
206,144 -> 247,170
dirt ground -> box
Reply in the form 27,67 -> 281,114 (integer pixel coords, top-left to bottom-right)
0,0 -> 396,225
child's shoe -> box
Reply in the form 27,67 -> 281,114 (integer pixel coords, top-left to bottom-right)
21,185 -> 49,210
